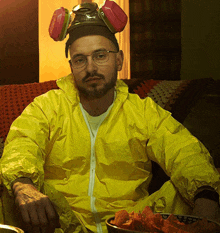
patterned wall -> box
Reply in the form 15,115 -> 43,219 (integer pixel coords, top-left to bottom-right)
129,0 -> 181,80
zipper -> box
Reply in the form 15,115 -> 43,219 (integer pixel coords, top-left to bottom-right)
79,92 -> 116,232
79,104 -> 103,233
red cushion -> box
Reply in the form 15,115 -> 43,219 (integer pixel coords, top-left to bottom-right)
0,80 -> 59,141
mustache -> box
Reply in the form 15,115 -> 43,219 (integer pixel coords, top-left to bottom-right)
83,73 -> 104,82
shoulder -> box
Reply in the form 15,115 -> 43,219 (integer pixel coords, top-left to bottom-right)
33,89 -> 65,107
126,93 -> 172,129
19,89 -> 67,120
126,93 -> 163,114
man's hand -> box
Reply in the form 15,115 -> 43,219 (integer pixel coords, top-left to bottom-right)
192,198 -> 220,224
12,178 -> 61,233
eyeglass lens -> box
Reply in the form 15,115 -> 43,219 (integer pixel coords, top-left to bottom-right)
72,50 -> 109,69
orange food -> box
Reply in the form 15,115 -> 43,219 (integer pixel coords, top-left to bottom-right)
110,206 -> 220,233
110,210 -> 129,226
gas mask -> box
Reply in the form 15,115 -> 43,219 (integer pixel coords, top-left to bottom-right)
48,0 -> 128,58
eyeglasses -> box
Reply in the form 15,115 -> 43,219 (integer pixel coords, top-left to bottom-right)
69,49 -> 118,69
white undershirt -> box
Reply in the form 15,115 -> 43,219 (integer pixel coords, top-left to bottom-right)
84,91 -> 116,133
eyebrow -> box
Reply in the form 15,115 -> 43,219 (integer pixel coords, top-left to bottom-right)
71,48 -> 107,60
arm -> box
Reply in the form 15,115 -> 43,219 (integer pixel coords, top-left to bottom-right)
1,94 -> 53,194
1,92 -> 60,231
193,198 -> 220,222
192,186 -> 220,223
144,98 -> 220,206
12,177 -> 60,232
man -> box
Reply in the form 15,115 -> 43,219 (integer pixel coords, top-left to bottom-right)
1,2 -> 220,233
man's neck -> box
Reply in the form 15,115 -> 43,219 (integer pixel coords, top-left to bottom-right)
80,88 -> 115,116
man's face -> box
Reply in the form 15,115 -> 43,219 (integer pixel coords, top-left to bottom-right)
69,35 -> 124,100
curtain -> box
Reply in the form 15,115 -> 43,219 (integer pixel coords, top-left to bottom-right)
39,0 -> 130,82
129,0 -> 181,80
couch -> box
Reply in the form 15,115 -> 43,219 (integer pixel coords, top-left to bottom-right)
0,77 -> 220,194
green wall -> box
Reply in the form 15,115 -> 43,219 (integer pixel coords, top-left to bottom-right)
181,0 -> 220,80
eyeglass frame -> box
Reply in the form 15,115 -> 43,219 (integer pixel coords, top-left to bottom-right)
68,49 -> 119,69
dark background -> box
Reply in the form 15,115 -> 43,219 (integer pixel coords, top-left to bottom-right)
0,0 -> 39,85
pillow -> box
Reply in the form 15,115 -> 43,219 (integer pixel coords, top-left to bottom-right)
130,78 -> 214,124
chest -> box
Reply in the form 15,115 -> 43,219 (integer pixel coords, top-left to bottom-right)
45,104 -> 150,176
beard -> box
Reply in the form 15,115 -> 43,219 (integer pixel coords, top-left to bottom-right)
74,67 -> 118,100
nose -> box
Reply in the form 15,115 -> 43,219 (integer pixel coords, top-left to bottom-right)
85,55 -> 98,73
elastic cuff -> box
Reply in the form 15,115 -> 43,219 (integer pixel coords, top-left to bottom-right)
194,189 -> 220,205
11,177 -> 34,194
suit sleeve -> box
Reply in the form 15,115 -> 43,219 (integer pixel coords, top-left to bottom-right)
0,94 -> 51,195
144,97 -> 220,206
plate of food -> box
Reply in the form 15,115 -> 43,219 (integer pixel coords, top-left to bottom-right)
105,206 -> 220,233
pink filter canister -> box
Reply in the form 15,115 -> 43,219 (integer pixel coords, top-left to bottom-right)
101,1 -> 127,32
49,7 -> 66,41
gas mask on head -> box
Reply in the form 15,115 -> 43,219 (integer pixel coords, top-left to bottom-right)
48,0 -> 128,58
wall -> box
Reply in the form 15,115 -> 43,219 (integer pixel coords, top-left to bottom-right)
181,0 -> 220,80
0,0 -> 38,85
39,0 -> 80,83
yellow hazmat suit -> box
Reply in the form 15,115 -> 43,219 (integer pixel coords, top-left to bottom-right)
1,74 -> 220,232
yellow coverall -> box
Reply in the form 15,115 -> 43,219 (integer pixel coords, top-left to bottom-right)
1,74 -> 220,232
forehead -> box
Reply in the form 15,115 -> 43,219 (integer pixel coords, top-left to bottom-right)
69,35 -> 114,55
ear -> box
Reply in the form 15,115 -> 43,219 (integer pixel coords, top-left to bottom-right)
69,60 -> 74,73
117,50 -> 124,71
